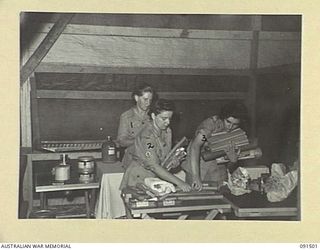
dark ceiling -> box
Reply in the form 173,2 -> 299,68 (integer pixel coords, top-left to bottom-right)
20,13 -> 301,31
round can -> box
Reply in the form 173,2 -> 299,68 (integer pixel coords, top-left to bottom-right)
53,164 -> 70,182
78,156 -> 95,174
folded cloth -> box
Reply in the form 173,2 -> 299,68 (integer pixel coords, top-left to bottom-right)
144,177 -> 176,196
265,163 -> 298,202
224,167 -> 252,196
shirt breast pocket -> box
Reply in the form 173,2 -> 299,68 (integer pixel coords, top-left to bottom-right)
129,121 -> 136,135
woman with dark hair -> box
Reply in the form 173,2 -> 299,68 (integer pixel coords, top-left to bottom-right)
117,83 -> 156,168
182,101 -> 249,191
119,99 -> 192,192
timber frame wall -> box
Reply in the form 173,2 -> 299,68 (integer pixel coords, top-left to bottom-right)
20,15 -> 301,148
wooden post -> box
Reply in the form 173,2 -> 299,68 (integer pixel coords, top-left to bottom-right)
25,154 -> 33,214
30,76 -> 41,149
20,77 -> 32,147
248,15 -> 262,139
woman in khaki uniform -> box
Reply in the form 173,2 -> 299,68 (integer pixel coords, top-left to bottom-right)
117,83 -> 155,168
183,101 -> 248,191
120,99 -> 192,192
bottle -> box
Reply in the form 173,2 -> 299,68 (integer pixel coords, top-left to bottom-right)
102,136 -> 117,163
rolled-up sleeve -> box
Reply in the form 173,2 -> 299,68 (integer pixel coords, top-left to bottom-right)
195,118 -> 214,140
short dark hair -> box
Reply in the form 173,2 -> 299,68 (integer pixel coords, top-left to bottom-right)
131,83 -> 154,100
220,101 -> 248,122
150,99 -> 175,116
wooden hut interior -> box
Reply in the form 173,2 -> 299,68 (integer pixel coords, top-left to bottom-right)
19,13 -> 301,220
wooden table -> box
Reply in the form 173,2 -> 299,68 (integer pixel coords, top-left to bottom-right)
123,190 -> 232,220
34,173 -> 100,218
21,148 -> 101,214
224,189 -> 299,219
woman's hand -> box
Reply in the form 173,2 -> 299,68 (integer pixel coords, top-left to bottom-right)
191,176 -> 203,191
177,181 -> 192,192
224,141 -> 240,163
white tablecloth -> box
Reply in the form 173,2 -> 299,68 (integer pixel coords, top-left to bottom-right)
95,161 -> 126,219
94,161 -> 186,219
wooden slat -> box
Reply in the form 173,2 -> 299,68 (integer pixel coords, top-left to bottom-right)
35,62 -> 300,76
160,92 -> 247,100
177,214 -> 189,220
234,207 -> 298,217
259,31 -> 301,41
131,203 -> 231,215
20,14 -> 74,86
205,209 -> 219,220
30,151 -> 102,161
256,63 -> 300,75
36,183 -> 99,193
35,63 -> 251,76
37,90 -> 131,100
31,23 -> 301,41
36,89 -> 248,100
33,22 -> 253,40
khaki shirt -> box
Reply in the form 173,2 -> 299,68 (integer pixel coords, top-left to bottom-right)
195,115 -> 225,139
119,123 -> 172,190
117,107 -> 151,168
183,115 -> 227,183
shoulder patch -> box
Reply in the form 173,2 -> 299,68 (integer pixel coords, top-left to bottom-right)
145,151 -> 152,158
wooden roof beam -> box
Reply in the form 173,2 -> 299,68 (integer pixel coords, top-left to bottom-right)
20,13 -> 74,86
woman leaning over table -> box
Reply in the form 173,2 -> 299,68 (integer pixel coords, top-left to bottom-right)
119,99 -> 192,192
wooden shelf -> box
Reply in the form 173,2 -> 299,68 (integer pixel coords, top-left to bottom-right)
29,150 -> 102,161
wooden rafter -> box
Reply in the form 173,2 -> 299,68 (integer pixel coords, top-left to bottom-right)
20,13 -> 74,86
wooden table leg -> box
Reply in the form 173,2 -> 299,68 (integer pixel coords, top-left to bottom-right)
121,195 -> 133,219
205,209 -> 219,220
84,190 -> 90,218
40,192 -> 47,209
177,214 -> 189,220
89,189 -> 96,218
25,155 -> 33,214
124,204 -> 133,219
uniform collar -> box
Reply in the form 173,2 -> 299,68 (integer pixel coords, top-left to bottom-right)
150,122 -> 169,138
151,122 -> 161,137
133,107 -> 149,120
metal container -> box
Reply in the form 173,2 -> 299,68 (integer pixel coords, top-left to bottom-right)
52,154 -> 70,182
52,164 -> 70,182
78,156 -> 95,174
78,156 -> 95,183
